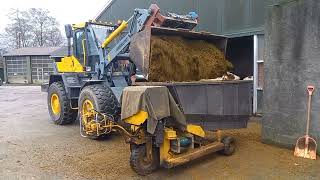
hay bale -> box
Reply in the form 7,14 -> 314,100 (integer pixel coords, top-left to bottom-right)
148,35 -> 233,82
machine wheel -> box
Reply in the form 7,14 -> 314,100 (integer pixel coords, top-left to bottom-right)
78,84 -> 120,139
130,144 -> 159,176
48,82 -> 77,125
219,136 -> 236,156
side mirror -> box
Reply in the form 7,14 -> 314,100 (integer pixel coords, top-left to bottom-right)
64,24 -> 73,39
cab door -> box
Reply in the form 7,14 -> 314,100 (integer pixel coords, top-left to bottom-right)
74,30 -> 87,66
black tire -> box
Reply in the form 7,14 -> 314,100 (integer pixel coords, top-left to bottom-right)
130,144 -> 159,176
78,84 -> 120,139
219,136 -> 236,156
48,82 -> 77,125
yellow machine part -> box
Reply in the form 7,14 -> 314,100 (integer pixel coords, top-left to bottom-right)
72,22 -> 86,30
124,111 -> 148,125
164,128 -> 177,140
82,39 -> 86,66
50,93 -> 60,115
101,20 -> 128,48
81,99 -> 95,132
159,126 -> 205,164
160,128 -> 177,164
186,124 -> 206,138
56,56 -> 84,73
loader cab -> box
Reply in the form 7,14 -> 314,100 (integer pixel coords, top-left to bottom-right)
67,22 -> 117,72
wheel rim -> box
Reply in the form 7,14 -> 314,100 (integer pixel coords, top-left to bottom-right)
51,93 -> 61,115
82,99 -> 94,123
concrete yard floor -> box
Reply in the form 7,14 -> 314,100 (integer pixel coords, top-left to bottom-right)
0,86 -> 319,180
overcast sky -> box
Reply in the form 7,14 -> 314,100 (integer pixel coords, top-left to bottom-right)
0,0 -> 111,34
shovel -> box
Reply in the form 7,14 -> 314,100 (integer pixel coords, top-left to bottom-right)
294,85 -> 317,160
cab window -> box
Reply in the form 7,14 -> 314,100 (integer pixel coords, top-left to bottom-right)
75,31 -> 85,64
86,29 -> 98,56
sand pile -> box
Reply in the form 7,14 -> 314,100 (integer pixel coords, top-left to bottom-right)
148,35 -> 233,82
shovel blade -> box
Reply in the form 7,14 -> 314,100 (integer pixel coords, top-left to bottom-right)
294,136 -> 317,160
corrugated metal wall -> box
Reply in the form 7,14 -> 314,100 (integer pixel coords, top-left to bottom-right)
5,56 -> 28,83
5,55 -> 54,84
31,56 -> 54,84
96,0 -> 277,37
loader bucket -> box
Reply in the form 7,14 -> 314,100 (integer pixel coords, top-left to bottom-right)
129,26 -> 228,81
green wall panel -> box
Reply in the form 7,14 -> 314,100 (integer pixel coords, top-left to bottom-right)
197,0 -> 222,33
223,0 -> 250,33
97,0 -> 277,37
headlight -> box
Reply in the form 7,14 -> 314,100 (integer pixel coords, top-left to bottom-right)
85,66 -> 92,72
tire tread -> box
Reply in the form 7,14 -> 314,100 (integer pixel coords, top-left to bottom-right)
48,81 -> 76,125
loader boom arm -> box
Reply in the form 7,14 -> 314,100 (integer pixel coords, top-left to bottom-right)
98,8 -> 151,78
98,4 -> 198,79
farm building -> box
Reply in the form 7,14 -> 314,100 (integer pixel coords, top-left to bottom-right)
3,47 -> 60,84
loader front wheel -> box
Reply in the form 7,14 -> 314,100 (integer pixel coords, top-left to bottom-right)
130,144 -> 159,176
48,82 -> 76,125
78,84 -> 120,139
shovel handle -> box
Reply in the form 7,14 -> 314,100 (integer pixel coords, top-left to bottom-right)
307,86 -> 315,96
306,85 -> 314,136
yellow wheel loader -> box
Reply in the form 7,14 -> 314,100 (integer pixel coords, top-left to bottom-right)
43,4 -> 252,175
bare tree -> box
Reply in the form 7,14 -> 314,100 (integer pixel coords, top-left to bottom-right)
28,8 -> 63,47
45,17 -> 64,47
1,8 -> 64,50
46,26 -> 64,47
4,9 -> 32,49
28,8 -> 49,47
0,34 -> 10,52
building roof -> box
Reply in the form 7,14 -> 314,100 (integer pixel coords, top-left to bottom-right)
50,46 -> 72,58
3,47 -> 60,57
94,0 -> 114,20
